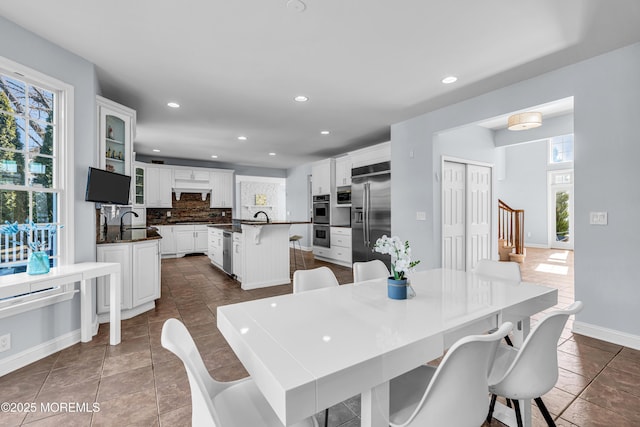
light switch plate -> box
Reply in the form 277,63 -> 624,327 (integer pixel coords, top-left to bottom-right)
416,211 -> 426,221
590,212 -> 608,225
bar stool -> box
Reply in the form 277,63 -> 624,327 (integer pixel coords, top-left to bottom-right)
289,235 -> 306,269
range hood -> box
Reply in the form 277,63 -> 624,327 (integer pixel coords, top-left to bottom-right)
172,187 -> 210,201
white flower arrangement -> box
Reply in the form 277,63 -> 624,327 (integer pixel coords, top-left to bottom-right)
373,235 -> 420,280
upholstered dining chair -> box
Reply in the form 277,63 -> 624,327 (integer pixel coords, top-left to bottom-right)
292,266 -> 340,427
486,301 -> 584,427
473,259 -> 522,281
352,259 -> 390,282
387,322 -> 513,427
293,266 -> 339,293
161,318 -> 318,427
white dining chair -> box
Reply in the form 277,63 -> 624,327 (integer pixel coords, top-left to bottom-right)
473,259 -> 522,281
486,301 -> 584,427
293,266 -> 339,293
352,259 -> 390,282
387,322 -> 513,427
292,266 -> 339,427
161,318 -> 318,427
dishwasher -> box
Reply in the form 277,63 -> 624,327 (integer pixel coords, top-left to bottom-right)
222,231 -> 233,275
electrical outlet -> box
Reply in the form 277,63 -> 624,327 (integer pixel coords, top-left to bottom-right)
0,333 -> 10,352
222,211 -> 226,217
166,211 -> 171,217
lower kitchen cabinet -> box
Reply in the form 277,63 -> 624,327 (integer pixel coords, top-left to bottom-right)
176,225 -> 208,255
157,225 -> 176,256
97,239 -> 161,321
208,227 -> 223,268
313,227 -> 352,268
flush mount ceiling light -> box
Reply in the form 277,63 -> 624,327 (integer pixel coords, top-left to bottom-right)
167,102 -> 180,108
237,136 -> 247,141
442,76 -> 458,84
507,112 -> 542,131
294,95 -> 309,102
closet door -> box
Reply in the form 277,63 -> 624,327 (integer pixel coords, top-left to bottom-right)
442,161 -> 492,271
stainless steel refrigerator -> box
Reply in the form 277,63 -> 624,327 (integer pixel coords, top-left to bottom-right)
351,161 -> 391,269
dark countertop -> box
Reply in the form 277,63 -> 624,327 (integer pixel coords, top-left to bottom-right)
97,226 -> 163,244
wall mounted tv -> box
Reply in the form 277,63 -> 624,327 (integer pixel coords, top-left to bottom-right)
85,167 -> 131,205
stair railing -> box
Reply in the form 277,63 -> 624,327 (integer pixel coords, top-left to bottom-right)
498,199 -> 525,257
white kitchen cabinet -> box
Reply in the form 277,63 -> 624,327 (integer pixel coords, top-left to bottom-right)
210,171 -> 234,208
133,163 -> 145,207
208,227 -> 224,268
146,166 -> 173,208
312,158 -> 335,196
233,232 -> 243,281
175,225 -> 206,255
157,225 -> 177,256
335,155 -> 352,187
97,239 -> 160,320
174,168 -> 210,182
349,141 -> 391,169
330,227 -> 352,266
97,96 -> 135,179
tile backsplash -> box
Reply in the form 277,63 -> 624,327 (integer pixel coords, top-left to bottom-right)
146,193 -> 232,224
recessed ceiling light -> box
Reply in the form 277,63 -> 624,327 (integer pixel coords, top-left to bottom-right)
237,136 -> 247,141
442,76 -> 458,84
211,155 -> 218,159
152,149 -> 160,153
268,152 -> 276,156
167,102 -> 180,108
294,95 -> 309,102
320,130 -> 330,135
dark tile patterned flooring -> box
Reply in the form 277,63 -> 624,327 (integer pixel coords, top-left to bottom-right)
1,247 -> 639,426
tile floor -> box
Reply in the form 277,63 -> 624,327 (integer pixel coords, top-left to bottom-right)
1,247 -> 639,426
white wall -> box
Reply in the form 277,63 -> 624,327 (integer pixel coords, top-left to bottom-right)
286,163 -> 313,248
391,41 -> 640,344
0,16 -> 98,361
236,176 -> 286,221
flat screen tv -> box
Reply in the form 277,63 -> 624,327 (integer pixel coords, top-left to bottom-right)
85,167 -> 131,205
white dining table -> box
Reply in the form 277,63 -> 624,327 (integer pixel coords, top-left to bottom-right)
216,268 -> 557,427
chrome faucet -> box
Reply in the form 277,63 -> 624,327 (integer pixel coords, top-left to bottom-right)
120,210 -> 139,232
253,210 -> 270,223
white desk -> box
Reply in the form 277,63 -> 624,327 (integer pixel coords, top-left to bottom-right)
217,269 -> 557,427
0,262 -> 122,345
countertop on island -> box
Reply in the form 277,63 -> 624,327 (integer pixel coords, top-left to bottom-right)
97,226 -> 162,244
207,220 -> 311,233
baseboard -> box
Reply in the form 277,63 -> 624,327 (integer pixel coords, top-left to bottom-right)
524,243 -> 549,249
0,329 -> 80,376
97,301 -> 155,323
573,321 -> 640,350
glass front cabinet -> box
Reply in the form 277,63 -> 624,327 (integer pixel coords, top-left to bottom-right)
134,163 -> 145,207
97,95 -> 136,184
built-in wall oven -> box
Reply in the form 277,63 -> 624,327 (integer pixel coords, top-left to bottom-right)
313,224 -> 330,248
313,194 -> 330,224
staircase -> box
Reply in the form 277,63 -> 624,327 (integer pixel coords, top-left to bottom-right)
498,199 -> 525,263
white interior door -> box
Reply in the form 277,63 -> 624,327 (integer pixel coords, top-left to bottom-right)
466,164 -> 492,271
442,160 -> 492,271
442,161 -> 466,270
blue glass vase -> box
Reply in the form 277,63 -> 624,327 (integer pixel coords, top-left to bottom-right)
27,251 -> 50,275
387,277 -> 408,300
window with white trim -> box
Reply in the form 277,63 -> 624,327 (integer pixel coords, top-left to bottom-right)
0,66 -> 65,276
549,134 -> 574,164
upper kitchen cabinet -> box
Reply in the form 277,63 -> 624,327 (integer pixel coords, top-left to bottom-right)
97,96 -> 135,178
335,155 -> 352,187
312,158 -> 335,196
210,170 -> 234,208
133,163 -> 145,207
173,168 -> 210,182
349,141 -> 390,169
146,166 -> 172,208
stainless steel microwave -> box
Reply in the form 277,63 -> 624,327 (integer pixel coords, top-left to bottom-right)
336,186 -> 351,204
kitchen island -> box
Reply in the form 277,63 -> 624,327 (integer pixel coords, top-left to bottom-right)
209,221 -> 310,290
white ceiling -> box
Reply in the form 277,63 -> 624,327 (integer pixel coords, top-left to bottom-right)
2,1 -> 640,169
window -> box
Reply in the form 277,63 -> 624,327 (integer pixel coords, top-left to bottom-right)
549,134 -> 574,164
0,62 -> 70,276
